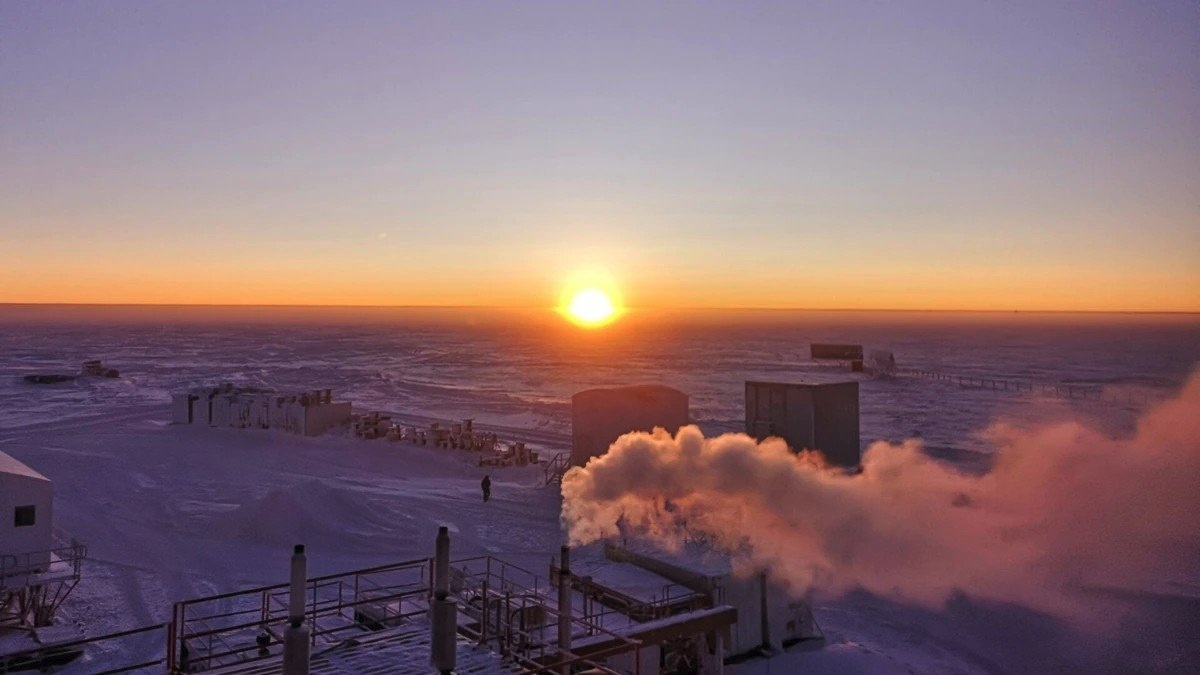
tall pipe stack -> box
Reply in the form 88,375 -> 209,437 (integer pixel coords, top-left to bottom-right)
282,544 -> 310,675
430,526 -> 457,674
558,544 -> 572,674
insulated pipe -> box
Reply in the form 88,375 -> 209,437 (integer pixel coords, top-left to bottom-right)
430,527 -> 456,674
714,630 -> 725,675
434,526 -> 450,598
282,544 -> 310,675
759,571 -> 771,651
289,545 -> 306,621
558,545 -> 572,674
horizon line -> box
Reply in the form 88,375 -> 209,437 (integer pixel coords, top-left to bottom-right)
0,302 -> 1197,316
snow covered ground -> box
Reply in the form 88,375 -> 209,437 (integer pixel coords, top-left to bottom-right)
4,405 -> 1196,673
1,309 -> 1197,673
2,410 -> 563,670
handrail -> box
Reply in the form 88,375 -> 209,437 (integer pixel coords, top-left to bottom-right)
0,541 -> 87,587
169,557 -> 433,669
543,452 -> 570,486
5,553 -> 652,674
895,367 -> 1157,406
0,622 -> 167,675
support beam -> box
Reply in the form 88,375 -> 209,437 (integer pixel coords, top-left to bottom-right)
558,545 -> 572,675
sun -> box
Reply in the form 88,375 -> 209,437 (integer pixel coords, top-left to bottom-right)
564,287 -> 618,328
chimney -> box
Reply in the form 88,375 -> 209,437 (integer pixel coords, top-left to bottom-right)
282,544 -> 310,675
430,526 -> 456,673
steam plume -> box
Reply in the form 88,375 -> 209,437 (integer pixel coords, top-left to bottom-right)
561,373 -> 1200,620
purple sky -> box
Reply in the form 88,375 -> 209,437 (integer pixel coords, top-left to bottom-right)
2,1 -> 1198,310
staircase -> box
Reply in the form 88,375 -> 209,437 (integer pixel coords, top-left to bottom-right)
543,453 -> 570,487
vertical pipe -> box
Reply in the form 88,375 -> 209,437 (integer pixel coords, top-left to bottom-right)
282,544 -> 310,675
558,545 -> 572,674
759,571 -> 770,651
481,578 -> 489,645
289,545 -> 305,621
434,526 -> 450,596
504,590 -> 513,657
431,527 -> 456,674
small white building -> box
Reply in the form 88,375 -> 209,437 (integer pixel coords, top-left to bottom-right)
172,385 -> 352,436
0,451 -> 54,575
571,385 -> 690,467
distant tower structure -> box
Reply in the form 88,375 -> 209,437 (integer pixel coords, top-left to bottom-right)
745,381 -> 860,467
570,385 -> 689,467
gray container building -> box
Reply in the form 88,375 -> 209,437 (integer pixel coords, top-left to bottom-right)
745,381 -> 860,467
571,385 -> 690,467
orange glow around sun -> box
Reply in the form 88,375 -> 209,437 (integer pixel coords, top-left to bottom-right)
559,276 -> 622,328
566,288 -> 615,325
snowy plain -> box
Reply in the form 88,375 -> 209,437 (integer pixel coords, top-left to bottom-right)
1,307 -> 1198,673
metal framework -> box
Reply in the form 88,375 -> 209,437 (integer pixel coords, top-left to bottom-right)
168,558 -> 434,671
0,541 -> 87,629
161,555 -> 638,674
543,452 -> 571,486
897,367 -> 1158,405
0,623 -> 167,674
1,551 -> 738,674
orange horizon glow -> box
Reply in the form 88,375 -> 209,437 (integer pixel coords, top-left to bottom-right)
4,4 -> 1198,318
2,264 -> 1197,313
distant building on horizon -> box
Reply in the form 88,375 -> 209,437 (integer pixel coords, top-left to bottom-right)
571,385 -> 689,467
172,384 -> 352,436
745,380 -> 860,467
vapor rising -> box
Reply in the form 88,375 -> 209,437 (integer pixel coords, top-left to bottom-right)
560,373 -> 1200,620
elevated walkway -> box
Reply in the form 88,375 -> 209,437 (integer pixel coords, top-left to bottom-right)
0,541 -> 87,629
212,616 -> 524,675
543,452 -> 570,486
896,367 -> 1157,406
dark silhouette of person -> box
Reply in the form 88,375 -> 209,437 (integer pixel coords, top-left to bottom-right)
481,475 -> 491,502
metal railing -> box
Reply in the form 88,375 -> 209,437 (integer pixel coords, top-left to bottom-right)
543,452 -> 571,486
0,622 -> 168,674
167,557 -> 432,672
1,552 -> 645,674
549,563 -> 708,628
896,368 -> 1157,406
453,557 -> 639,674
0,541 -> 87,590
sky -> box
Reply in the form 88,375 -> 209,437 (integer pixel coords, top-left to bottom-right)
1,1 -> 1198,312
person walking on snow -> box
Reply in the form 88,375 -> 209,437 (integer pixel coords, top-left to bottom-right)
481,474 -> 491,502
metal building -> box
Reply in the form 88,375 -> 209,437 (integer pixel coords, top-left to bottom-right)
0,451 -> 53,575
172,385 -> 352,436
570,385 -> 689,467
1,451 -> 85,629
745,380 -> 861,467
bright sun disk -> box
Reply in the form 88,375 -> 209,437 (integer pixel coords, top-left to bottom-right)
565,288 -> 617,327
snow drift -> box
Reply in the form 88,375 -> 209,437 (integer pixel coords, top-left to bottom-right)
222,479 -> 403,546
561,372 -> 1200,622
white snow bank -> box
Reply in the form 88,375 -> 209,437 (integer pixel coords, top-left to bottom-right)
217,479 -> 413,547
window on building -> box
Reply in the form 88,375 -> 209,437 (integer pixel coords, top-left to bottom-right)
14,505 -> 36,527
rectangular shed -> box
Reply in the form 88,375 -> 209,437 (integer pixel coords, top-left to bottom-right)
0,451 -> 54,575
745,380 -> 861,467
571,385 -> 690,467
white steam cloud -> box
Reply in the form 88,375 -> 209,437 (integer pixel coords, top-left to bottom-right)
561,373 -> 1200,621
